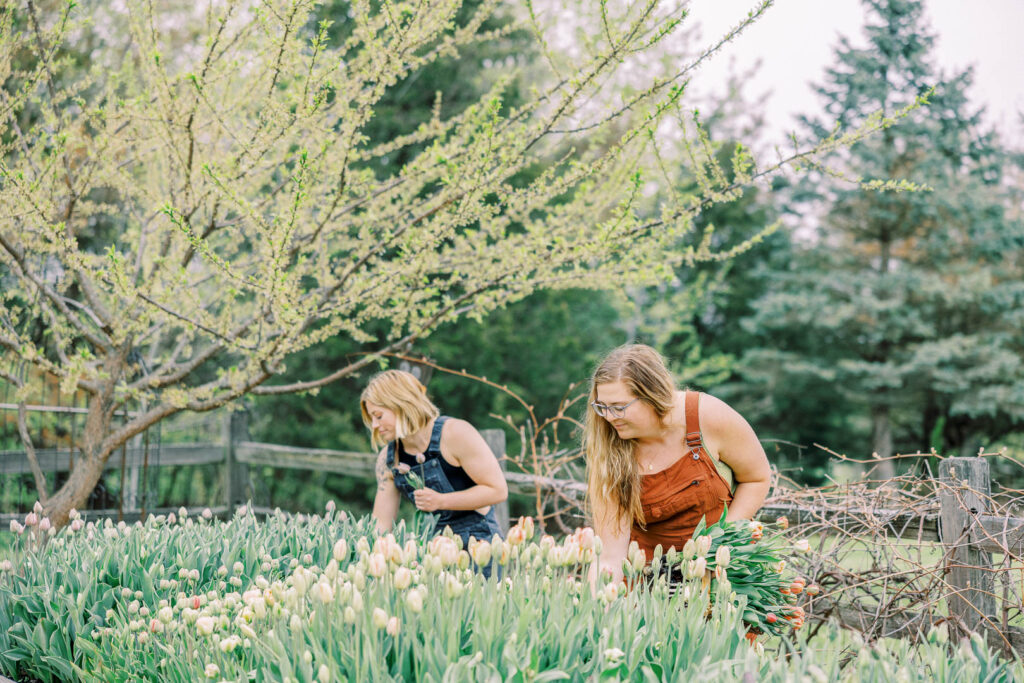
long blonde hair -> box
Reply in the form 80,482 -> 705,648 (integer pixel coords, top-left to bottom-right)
360,370 -> 440,450
584,344 -> 676,528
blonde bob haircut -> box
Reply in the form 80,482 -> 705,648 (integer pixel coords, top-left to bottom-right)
584,344 -> 677,528
360,370 -> 440,450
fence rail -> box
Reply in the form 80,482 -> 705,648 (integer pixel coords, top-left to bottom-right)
3,423 -> 1022,554
0,443 -> 225,474
234,441 -> 376,475
2,409 -> 1023,651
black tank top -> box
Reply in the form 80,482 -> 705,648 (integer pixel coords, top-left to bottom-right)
394,417 -> 475,492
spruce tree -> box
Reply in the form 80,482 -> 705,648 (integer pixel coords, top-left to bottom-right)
739,0 -> 1024,473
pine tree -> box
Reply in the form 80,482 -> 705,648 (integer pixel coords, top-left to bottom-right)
739,0 -> 1024,472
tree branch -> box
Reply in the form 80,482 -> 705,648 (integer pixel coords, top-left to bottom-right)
0,88 -> 42,177
547,0 -> 773,135
95,402 -> 181,466
251,263 -> 519,397
135,292 -> 257,352
0,233 -> 113,353
17,400 -> 50,503
127,313 -> 259,392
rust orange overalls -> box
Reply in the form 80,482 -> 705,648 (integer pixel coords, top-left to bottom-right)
631,391 -> 734,562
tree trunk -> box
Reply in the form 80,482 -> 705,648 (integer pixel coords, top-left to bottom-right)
42,451 -> 108,529
921,394 -> 940,453
871,404 -> 896,480
41,353 -> 124,529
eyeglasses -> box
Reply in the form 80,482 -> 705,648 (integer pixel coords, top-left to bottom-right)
590,398 -> 640,419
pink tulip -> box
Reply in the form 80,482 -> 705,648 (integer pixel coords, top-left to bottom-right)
367,553 -> 387,578
576,527 -> 596,551
506,526 -> 526,546
385,539 -> 405,565
393,567 -> 412,591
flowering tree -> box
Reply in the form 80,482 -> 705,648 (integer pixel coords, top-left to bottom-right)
0,0 -> 888,527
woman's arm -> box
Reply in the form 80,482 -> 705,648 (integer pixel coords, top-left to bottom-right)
412,419 -> 508,513
371,447 -> 401,533
588,495 -> 632,589
700,394 -> 771,522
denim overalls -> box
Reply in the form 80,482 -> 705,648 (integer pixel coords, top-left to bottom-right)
389,416 -> 503,554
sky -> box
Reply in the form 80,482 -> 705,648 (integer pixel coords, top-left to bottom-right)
686,0 -> 1024,146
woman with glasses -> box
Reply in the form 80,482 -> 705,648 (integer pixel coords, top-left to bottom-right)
361,370 -> 508,560
584,344 -> 771,585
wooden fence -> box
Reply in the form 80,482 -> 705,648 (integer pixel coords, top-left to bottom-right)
0,411 -> 516,527
1,409 -> 1023,650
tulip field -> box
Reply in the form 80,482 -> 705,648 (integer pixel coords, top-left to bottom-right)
1,506 -> 1021,682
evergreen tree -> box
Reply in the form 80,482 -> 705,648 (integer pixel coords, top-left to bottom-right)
738,0 -> 1024,475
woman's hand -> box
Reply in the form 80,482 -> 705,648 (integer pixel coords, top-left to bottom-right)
589,500 -> 631,592
413,487 -> 446,512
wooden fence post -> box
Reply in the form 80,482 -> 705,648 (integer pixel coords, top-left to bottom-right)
481,428 -> 509,533
938,457 -> 995,636
223,408 -> 251,511
124,429 -> 141,514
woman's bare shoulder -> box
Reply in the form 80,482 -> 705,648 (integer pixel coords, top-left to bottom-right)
696,392 -> 752,435
440,417 -> 478,441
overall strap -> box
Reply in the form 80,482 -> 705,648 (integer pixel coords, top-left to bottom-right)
684,392 -> 734,493
427,416 -> 449,455
386,441 -> 396,466
684,391 -> 703,455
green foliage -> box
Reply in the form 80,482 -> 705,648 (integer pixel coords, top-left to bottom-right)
5,0 -> 831,525
422,289 -> 623,427
735,0 -> 1024,465
247,0 -> 616,463
687,515 -> 803,636
246,288 -> 622,514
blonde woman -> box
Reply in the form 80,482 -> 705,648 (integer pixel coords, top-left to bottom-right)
584,344 -> 771,585
361,370 -> 508,551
